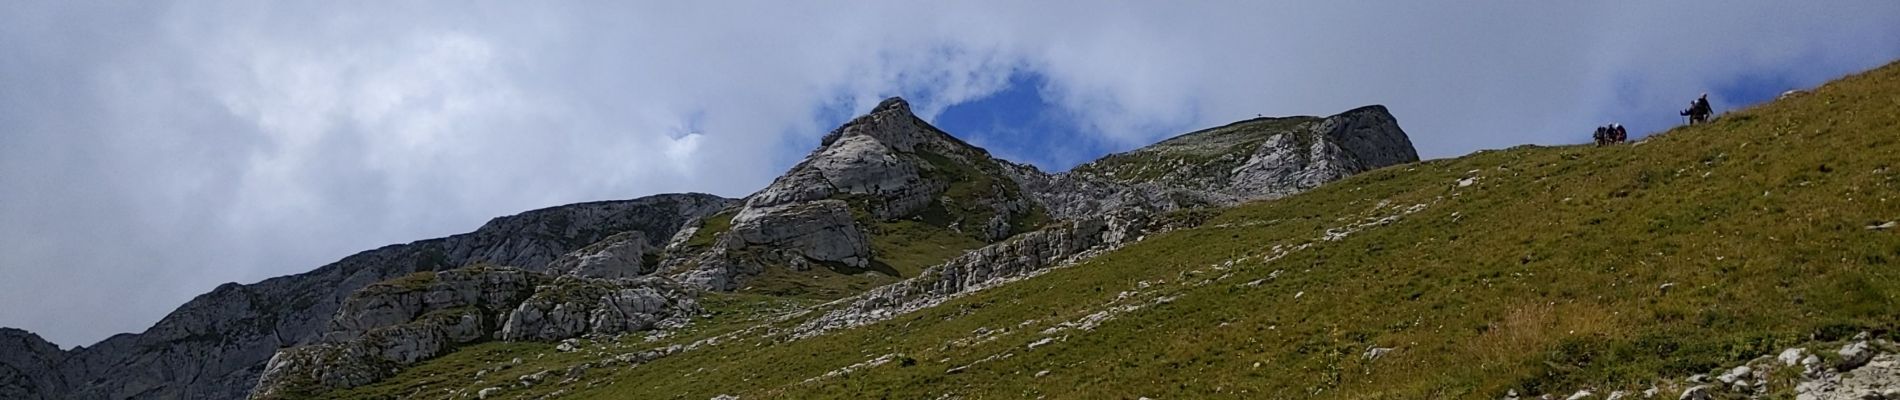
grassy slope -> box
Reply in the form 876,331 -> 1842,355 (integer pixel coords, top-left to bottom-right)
343,61 -> 1900,399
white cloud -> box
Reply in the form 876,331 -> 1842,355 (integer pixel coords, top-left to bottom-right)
1,1 -> 1896,347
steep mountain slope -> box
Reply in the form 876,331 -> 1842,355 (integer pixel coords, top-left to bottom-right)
334,62 -> 1900,399
0,194 -> 732,400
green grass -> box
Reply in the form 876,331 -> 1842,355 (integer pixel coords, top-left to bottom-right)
324,61 -> 1900,399
681,209 -> 738,250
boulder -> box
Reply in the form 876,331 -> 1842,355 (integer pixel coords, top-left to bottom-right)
546,231 -> 656,279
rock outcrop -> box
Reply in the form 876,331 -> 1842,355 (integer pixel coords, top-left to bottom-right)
250,266 -> 698,398
1042,105 -> 1419,216
17,193 -> 732,400
793,210 -> 1158,338
499,276 -> 697,341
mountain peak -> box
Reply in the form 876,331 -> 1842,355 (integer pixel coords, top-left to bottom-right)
873,96 -> 911,114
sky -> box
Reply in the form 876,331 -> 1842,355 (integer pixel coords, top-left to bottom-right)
2,2 -> 1897,348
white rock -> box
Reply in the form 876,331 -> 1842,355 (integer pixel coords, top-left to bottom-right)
1780,348 -> 1808,366
478,387 -> 502,399
1717,365 -> 1752,384
1566,389 -> 1594,400
1605,390 -> 1628,400
1363,347 -> 1394,361
1677,385 -> 1711,400
1035,370 -> 1051,377
1027,337 -> 1056,349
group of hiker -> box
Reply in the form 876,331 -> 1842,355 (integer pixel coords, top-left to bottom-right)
1592,93 -> 1715,146
1593,123 -> 1628,146
1681,93 -> 1714,124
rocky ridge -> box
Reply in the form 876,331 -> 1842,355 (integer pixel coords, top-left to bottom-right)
0,194 -> 732,400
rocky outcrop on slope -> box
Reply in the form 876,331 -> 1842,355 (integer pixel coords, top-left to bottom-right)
1041,105 -> 1418,217
27,193 -> 731,400
250,266 -> 698,398
674,97 -> 1041,291
321,267 -> 542,342
793,210 -> 1159,338
544,231 -> 655,279
0,328 -> 67,400
499,276 -> 698,341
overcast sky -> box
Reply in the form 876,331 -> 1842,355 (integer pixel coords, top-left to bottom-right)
3,2 -> 1897,348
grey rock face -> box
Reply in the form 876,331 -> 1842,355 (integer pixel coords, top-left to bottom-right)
17,193 -> 732,400
546,231 -> 655,279
251,267 -> 698,397
0,328 -> 67,400
323,267 -> 541,342
730,200 -> 871,269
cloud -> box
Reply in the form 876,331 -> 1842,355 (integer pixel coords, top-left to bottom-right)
1,1 -> 1896,347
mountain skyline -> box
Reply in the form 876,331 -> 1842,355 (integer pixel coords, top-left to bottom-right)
3,1 -> 1899,349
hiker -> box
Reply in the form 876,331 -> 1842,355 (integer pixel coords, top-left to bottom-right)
1594,125 -> 1608,146
1680,93 -> 1713,124
1612,123 -> 1628,143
